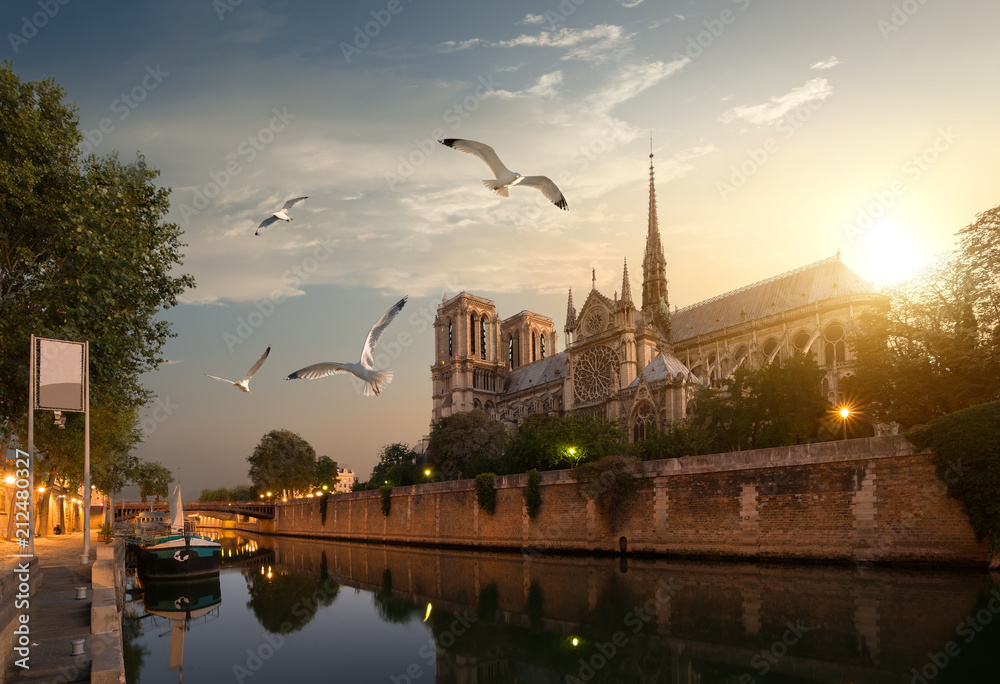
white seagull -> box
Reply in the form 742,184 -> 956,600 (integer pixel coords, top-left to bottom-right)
202,345 -> 271,393
284,297 -> 408,396
439,138 -> 568,210
254,196 -> 308,236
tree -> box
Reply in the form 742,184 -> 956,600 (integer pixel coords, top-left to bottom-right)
367,443 -> 417,488
427,410 -> 508,480
247,429 -> 317,497
314,456 -> 339,492
695,353 -> 831,451
631,420 -> 715,461
134,461 -> 172,502
848,254 -> 997,429
503,414 -> 628,473
0,62 -> 193,495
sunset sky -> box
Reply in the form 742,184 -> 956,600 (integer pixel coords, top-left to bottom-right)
5,0 -> 997,493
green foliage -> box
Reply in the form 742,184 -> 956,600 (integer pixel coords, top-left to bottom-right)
503,414 -> 628,472
351,480 -> 367,493
905,401 -> 1000,554
573,455 -> 639,531
694,353 -> 830,451
319,491 -> 330,525
631,420 -> 714,461
133,461 -> 172,502
524,469 -> 542,519
369,443 -> 418,487
849,235 -> 1000,429
475,472 -> 497,515
380,485 -> 392,516
0,63 -> 193,482
428,410 -> 508,480
314,456 -> 339,492
247,429 -> 317,496
197,484 -> 256,501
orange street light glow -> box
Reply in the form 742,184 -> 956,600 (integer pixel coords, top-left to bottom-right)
839,408 -> 850,419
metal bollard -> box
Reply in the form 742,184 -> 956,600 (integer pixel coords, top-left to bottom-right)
70,638 -> 85,656
75,586 -> 87,600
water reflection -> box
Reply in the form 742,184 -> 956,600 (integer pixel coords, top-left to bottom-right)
123,532 -> 1000,683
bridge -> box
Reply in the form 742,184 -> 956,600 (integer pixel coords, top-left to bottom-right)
114,500 -> 275,520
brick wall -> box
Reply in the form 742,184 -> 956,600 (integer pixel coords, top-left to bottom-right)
271,436 -> 990,566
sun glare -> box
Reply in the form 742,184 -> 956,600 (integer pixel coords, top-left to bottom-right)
855,221 -> 932,287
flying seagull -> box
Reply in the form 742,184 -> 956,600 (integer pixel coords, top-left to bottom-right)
285,297 -> 408,396
202,345 -> 271,393
438,138 -> 568,210
254,196 -> 308,235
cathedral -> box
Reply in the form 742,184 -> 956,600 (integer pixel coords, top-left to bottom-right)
429,154 -> 883,441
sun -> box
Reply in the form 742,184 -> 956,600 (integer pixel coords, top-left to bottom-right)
853,221 -> 933,287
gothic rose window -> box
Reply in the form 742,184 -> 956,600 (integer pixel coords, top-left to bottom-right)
584,308 -> 607,336
573,345 -> 618,404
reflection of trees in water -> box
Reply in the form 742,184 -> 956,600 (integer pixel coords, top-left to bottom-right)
246,570 -> 339,634
121,604 -> 150,683
373,568 -> 423,625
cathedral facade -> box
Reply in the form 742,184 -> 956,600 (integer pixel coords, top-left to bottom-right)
429,155 -> 882,440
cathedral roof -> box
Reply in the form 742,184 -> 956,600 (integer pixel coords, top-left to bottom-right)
627,352 -> 696,388
503,353 -> 565,394
671,255 -> 878,342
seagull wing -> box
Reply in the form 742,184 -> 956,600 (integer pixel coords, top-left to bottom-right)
439,139 -> 510,179
281,196 -> 308,211
360,296 -> 408,369
203,373 -> 236,385
255,215 -> 279,236
518,176 -> 568,210
285,362 -> 351,380
243,345 -> 271,383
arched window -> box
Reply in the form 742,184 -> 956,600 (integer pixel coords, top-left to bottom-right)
508,335 -> 515,369
824,324 -> 846,365
540,335 -> 546,359
632,402 -> 656,443
470,314 -> 476,356
762,339 -> 778,362
480,317 -> 487,360
532,331 -> 537,362
448,319 -> 453,357
793,330 -> 812,353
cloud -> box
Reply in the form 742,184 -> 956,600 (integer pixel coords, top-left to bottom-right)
437,25 -> 633,63
159,359 -> 185,365
719,78 -> 833,126
619,0 -> 646,7
432,38 -> 483,53
357,232 -> 388,242
810,56 -> 841,70
518,14 -> 546,25
491,71 -> 564,99
585,58 -> 689,114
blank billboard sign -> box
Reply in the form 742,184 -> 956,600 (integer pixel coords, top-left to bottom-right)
36,338 -> 85,411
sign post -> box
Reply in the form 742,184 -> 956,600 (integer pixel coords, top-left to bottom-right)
30,336 -> 89,564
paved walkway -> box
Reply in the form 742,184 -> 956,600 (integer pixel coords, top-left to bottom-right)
3,531 -> 99,684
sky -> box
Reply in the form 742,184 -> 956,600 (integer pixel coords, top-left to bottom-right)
4,0 -> 998,493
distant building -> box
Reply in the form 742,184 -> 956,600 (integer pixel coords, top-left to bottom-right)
430,153 -> 882,439
336,466 -> 355,493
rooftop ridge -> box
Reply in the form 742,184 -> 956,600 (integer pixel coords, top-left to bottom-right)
674,255 -> 845,314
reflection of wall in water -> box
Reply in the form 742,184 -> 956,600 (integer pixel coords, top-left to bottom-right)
256,535 -> 994,683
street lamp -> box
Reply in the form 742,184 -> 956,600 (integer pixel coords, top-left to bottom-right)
838,406 -> 850,440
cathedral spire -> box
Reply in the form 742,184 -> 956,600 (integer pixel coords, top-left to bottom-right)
621,257 -> 633,306
564,288 -> 576,333
641,149 -> 669,315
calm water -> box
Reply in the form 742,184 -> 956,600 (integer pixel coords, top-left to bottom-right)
122,532 -> 1000,683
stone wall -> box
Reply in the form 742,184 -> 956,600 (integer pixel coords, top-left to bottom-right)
271,436 -> 989,565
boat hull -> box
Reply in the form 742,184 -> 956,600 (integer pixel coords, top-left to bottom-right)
138,535 -> 222,579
